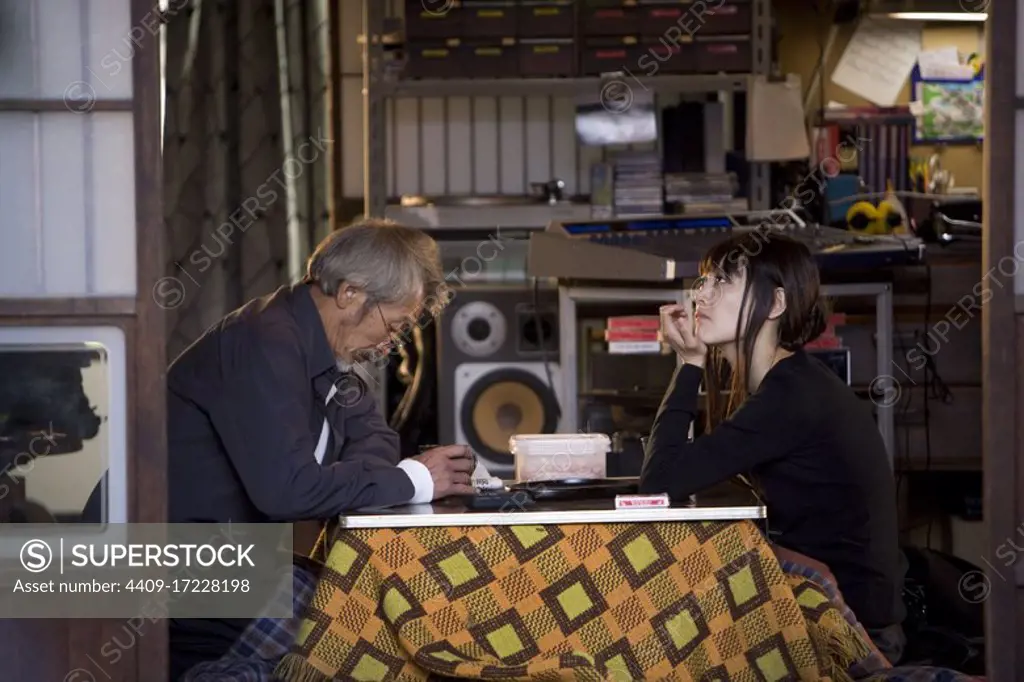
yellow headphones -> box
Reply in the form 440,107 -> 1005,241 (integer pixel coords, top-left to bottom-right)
876,197 -> 906,233
845,201 -> 881,233
845,183 -> 907,235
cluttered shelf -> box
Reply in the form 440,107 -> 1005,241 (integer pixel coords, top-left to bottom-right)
384,0 -> 767,90
377,74 -> 752,98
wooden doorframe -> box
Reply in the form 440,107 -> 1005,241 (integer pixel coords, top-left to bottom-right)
127,0 -> 167,678
983,3 -> 1020,679
0,0 -> 165,679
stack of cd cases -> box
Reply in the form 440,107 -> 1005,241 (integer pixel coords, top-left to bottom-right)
610,151 -> 664,217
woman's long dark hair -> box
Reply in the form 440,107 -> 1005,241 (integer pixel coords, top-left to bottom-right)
701,232 -> 829,432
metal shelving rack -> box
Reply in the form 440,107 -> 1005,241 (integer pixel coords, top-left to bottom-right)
558,283 -> 897,469
361,0 -> 775,218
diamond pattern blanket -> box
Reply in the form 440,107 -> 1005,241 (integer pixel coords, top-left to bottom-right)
275,520 -> 886,681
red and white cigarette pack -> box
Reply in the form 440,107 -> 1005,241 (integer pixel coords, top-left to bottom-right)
615,493 -> 670,509
607,316 -> 660,330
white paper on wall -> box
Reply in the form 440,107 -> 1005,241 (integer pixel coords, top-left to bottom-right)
831,18 -> 923,107
747,74 -> 811,161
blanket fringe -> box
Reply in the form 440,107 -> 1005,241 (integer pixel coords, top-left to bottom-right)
275,653 -> 332,682
806,616 -> 873,682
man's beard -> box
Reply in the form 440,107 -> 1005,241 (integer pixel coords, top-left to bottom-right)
346,340 -> 396,366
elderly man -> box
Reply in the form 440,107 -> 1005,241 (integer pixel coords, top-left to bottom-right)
167,219 -> 475,677
167,219 -> 474,522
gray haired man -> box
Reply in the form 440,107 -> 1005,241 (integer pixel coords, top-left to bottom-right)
168,218 -> 474,524
166,219 -> 474,677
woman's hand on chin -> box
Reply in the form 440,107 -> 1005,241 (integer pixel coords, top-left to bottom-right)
659,304 -> 706,367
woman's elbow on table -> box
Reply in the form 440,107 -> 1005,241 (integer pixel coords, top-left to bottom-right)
636,476 -> 663,495
637,469 -> 682,496
637,457 -> 673,495
638,472 -> 701,500
638,445 -> 699,498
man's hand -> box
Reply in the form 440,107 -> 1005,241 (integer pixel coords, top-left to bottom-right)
412,445 -> 475,499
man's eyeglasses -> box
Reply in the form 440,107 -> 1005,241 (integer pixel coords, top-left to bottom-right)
375,303 -> 440,349
375,304 -> 403,349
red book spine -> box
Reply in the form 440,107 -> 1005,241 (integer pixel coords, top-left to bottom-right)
605,330 -> 661,342
607,316 -> 660,330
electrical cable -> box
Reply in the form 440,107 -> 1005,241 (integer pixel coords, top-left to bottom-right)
922,262 -> 933,548
532,276 -> 562,422
893,335 -> 913,519
890,236 -> 913,523
917,262 -> 954,546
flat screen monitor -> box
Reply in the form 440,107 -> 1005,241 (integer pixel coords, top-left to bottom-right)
575,86 -> 658,147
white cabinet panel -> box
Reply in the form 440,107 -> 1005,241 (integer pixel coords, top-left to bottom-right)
0,112 -> 136,297
0,0 -> 133,99
0,114 -> 42,294
89,113 -> 137,295
40,114 -> 89,293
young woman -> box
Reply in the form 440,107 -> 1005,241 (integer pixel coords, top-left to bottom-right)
638,231 -> 907,663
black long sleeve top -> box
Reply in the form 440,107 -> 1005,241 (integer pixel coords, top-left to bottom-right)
639,350 -> 906,629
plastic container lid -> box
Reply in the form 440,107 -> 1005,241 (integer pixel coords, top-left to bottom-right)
509,433 -> 611,457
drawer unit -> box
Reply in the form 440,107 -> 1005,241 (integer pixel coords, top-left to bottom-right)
519,1 -> 576,37
404,41 -> 466,78
581,36 -> 639,76
694,34 -> 751,73
406,0 -> 464,39
462,1 -> 519,38
701,0 -> 752,35
405,39 -> 522,78
464,40 -> 521,77
519,39 -> 577,76
637,1 -> 692,36
581,1 -> 640,35
636,36 -> 697,74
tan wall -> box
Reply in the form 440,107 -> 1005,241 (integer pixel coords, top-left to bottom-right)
775,1 -> 985,191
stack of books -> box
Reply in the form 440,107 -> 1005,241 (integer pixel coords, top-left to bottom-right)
605,316 -> 663,355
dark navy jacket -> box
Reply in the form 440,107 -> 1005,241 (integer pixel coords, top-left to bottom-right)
167,282 -> 414,523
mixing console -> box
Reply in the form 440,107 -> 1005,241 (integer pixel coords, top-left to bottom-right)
527,210 -> 925,282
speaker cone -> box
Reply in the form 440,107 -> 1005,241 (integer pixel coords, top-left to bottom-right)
459,368 -> 559,464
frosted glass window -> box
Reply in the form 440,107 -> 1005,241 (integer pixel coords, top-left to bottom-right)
0,112 -> 137,297
0,0 -> 134,99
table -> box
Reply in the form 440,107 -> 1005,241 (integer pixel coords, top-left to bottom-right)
276,485 -> 890,681
336,484 -> 766,530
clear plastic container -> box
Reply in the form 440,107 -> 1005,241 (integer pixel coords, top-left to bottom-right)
510,433 -> 610,482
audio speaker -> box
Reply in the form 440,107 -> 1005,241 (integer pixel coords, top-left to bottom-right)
437,285 -> 562,476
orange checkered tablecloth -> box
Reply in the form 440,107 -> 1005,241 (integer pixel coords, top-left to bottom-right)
276,520 -> 884,681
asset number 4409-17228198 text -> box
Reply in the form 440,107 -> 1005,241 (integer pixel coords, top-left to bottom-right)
125,578 -> 251,593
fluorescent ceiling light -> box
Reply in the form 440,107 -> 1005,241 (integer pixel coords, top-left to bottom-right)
886,11 -> 987,21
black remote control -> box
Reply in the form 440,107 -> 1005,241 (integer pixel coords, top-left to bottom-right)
461,489 -> 533,511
